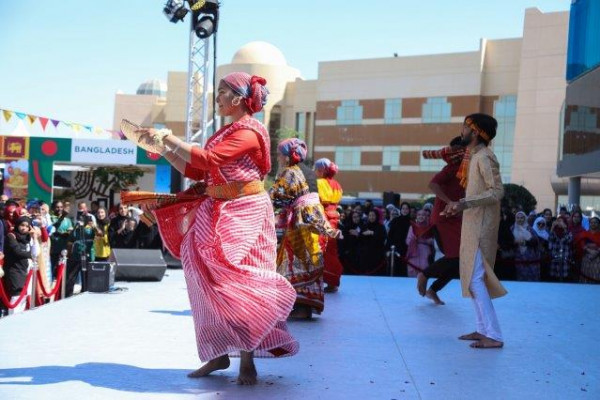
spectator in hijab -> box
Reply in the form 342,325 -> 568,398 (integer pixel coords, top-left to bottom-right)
513,212 -> 540,281
548,216 -> 573,282
94,207 -> 111,261
533,216 -> 551,281
1,216 -> 39,314
50,201 -> 74,278
109,203 -> 131,248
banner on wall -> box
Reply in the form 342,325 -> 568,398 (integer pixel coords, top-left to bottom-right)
0,136 -> 29,160
71,139 -> 137,165
4,159 -> 29,199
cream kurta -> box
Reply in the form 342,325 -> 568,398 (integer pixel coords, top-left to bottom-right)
459,144 -> 508,299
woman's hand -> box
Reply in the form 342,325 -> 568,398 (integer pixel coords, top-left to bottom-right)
135,127 -> 168,153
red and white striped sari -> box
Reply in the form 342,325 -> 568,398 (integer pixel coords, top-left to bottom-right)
153,117 -> 299,361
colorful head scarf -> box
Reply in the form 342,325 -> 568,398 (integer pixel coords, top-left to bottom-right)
222,72 -> 269,114
277,138 -> 308,165
314,158 -> 339,178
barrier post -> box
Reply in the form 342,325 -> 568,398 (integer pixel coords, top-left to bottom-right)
390,245 -> 396,277
60,250 -> 67,300
30,261 -> 38,309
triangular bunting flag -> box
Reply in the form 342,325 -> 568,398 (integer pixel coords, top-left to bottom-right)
15,112 -> 26,120
39,117 -> 49,130
27,115 -> 37,125
84,125 -> 92,132
93,127 -> 104,134
51,119 -> 60,128
2,110 -> 12,122
72,123 -> 81,132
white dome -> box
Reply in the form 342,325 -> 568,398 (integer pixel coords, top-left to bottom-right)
136,79 -> 167,97
231,41 -> 287,66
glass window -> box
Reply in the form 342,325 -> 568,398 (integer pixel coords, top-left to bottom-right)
336,100 -> 363,125
384,99 -> 402,124
567,0 -> 600,81
382,147 -> 401,166
335,147 -> 361,170
420,146 -> 446,171
493,95 -> 517,180
295,112 -> 306,133
422,97 -> 452,123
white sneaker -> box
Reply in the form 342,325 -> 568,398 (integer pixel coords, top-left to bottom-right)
74,284 -> 82,294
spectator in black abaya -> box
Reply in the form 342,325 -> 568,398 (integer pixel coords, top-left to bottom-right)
339,211 -> 362,275
109,204 -> 131,249
358,210 -> 386,275
495,208 -> 516,280
387,201 -> 412,276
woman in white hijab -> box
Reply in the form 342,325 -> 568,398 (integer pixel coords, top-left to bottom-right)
513,212 -> 541,281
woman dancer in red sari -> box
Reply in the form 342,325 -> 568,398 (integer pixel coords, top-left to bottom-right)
132,72 -> 298,385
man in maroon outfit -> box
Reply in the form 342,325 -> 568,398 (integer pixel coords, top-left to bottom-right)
417,137 -> 466,305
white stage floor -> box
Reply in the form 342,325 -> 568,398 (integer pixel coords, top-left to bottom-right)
0,270 -> 598,400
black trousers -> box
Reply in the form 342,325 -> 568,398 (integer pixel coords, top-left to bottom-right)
423,257 -> 460,293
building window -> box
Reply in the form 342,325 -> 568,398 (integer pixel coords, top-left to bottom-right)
253,111 -> 265,123
384,99 -> 402,124
295,112 -> 306,134
493,95 -> 517,183
336,100 -> 363,125
422,97 -> 451,123
382,147 -> 401,167
335,147 -> 361,170
420,146 -> 447,171
569,106 -> 597,132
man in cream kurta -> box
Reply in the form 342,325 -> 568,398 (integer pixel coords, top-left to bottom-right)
445,113 -> 507,349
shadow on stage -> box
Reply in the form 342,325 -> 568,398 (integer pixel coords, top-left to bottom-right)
150,309 -> 192,317
0,363 -> 229,394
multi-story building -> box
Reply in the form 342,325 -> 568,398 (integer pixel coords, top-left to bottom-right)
556,0 -> 600,211
114,8 -> 571,210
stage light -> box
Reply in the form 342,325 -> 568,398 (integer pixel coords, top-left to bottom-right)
193,0 -> 219,39
163,0 -> 188,23
195,15 -> 215,38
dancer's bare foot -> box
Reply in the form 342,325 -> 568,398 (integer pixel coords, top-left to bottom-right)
237,351 -> 257,385
188,355 -> 230,378
470,337 -> 504,349
324,285 -> 338,293
425,289 -> 445,305
458,332 -> 487,341
417,273 -> 427,296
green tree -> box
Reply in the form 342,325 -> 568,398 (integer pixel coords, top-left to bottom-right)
502,183 -> 537,214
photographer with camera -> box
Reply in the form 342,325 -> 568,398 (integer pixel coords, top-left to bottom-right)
65,213 -> 96,297
50,201 -> 73,279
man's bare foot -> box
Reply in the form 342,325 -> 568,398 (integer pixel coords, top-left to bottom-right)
458,332 -> 487,341
237,351 -> 257,385
470,337 -> 504,349
289,306 -> 312,319
188,355 -> 230,378
425,289 -> 445,305
417,273 -> 427,296
324,285 -> 338,293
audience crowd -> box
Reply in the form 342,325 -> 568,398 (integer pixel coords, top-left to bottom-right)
0,195 -> 162,317
337,201 -> 600,284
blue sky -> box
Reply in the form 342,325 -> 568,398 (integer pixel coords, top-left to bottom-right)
0,0 -> 570,129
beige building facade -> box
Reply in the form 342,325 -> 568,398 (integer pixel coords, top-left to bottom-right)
114,9 -> 571,210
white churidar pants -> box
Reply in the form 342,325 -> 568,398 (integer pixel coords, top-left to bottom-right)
469,248 -> 503,342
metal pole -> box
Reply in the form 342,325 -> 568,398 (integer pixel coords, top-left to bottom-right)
390,245 -> 396,277
30,263 -> 38,309
60,250 -> 67,300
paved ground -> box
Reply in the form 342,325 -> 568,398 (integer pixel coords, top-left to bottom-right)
0,270 -> 598,400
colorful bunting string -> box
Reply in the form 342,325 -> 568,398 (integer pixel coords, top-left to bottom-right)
0,108 -> 113,138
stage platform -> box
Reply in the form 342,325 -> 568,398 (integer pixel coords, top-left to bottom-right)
0,270 -> 598,400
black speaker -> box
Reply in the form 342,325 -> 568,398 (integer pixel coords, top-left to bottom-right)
86,262 -> 115,293
110,249 -> 167,281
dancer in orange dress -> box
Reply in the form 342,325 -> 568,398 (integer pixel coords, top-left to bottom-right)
131,72 -> 298,385
314,158 -> 345,293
